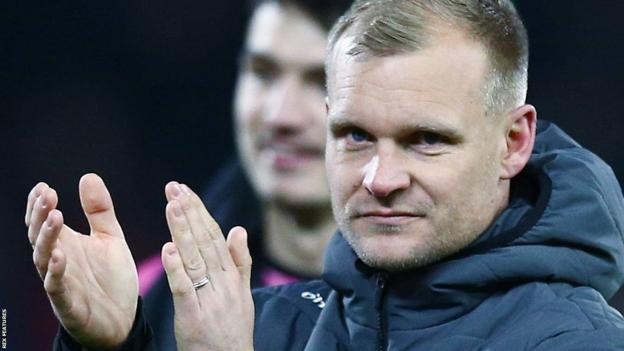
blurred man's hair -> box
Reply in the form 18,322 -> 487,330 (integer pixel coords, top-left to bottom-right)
328,0 -> 529,116
249,0 -> 354,31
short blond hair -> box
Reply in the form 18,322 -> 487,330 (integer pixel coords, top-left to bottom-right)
327,0 -> 529,116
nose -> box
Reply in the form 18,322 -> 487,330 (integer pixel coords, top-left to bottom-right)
363,149 -> 411,198
264,76 -> 307,131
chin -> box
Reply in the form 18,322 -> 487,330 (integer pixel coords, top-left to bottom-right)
360,244 -> 424,272
343,227 -> 445,272
262,182 -> 329,207
272,192 -> 331,208
264,175 -> 329,206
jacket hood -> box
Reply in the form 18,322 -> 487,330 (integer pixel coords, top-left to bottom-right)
322,121 -> 624,329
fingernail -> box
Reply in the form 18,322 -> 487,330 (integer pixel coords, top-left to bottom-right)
172,184 -> 181,198
173,203 -> 182,217
180,184 -> 192,196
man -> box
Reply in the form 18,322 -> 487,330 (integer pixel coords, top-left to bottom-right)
28,0 -> 624,350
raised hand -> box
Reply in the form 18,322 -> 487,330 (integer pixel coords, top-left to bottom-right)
161,182 -> 254,351
26,174 -> 138,349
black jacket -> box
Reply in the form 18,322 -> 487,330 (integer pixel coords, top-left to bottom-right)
56,121 -> 624,350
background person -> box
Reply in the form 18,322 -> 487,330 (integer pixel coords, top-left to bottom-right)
137,0 -> 351,349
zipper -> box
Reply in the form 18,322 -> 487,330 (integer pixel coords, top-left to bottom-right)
376,272 -> 388,351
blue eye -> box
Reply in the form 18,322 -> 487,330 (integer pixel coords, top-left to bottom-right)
350,129 -> 368,143
421,132 -> 441,145
405,131 -> 454,155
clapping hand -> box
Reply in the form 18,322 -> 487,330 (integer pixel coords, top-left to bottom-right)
161,182 -> 254,351
26,174 -> 138,349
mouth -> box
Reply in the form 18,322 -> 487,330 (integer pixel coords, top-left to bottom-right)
259,142 -> 323,170
356,210 -> 425,226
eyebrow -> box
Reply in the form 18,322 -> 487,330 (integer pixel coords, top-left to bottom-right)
329,115 -> 464,141
239,49 -> 325,74
328,116 -> 355,134
239,50 -> 278,68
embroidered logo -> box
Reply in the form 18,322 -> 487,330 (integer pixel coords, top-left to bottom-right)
301,291 -> 326,309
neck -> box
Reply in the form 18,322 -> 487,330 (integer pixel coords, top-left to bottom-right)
263,201 -> 336,277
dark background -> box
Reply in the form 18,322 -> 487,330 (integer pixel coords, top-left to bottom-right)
2,1 -> 623,349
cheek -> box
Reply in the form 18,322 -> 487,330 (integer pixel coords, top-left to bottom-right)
415,157 -> 485,206
326,151 -> 367,206
234,78 -> 267,168
234,76 -> 264,133
326,155 -> 345,197
428,155 -> 499,217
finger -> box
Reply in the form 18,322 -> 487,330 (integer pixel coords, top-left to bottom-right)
79,173 -> 123,238
165,201 -> 207,283
25,182 -> 49,226
33,209 -> 64,279
227,227 -> 253,289
180,184 -> 223,241
44,248 -> 73,316
28,188 -> 58,248
180,184 -> 237,271
164,181 -> 182,203
176,184 -> 233,272
161,242 -> 200,319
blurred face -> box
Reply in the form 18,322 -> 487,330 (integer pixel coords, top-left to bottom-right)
326,29 -> 510,271
234,3 -> 330,207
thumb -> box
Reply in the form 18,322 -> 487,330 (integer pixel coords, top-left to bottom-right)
79,173 -> 124,238
227,226 -> 252,288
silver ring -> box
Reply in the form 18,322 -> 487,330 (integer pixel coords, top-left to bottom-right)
192,276 -> 211,290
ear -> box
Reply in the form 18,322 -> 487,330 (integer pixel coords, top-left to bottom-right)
500,104 -> 537,179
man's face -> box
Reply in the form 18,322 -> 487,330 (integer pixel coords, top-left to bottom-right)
326,29 -> 510,271
234,3 -> 330,207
